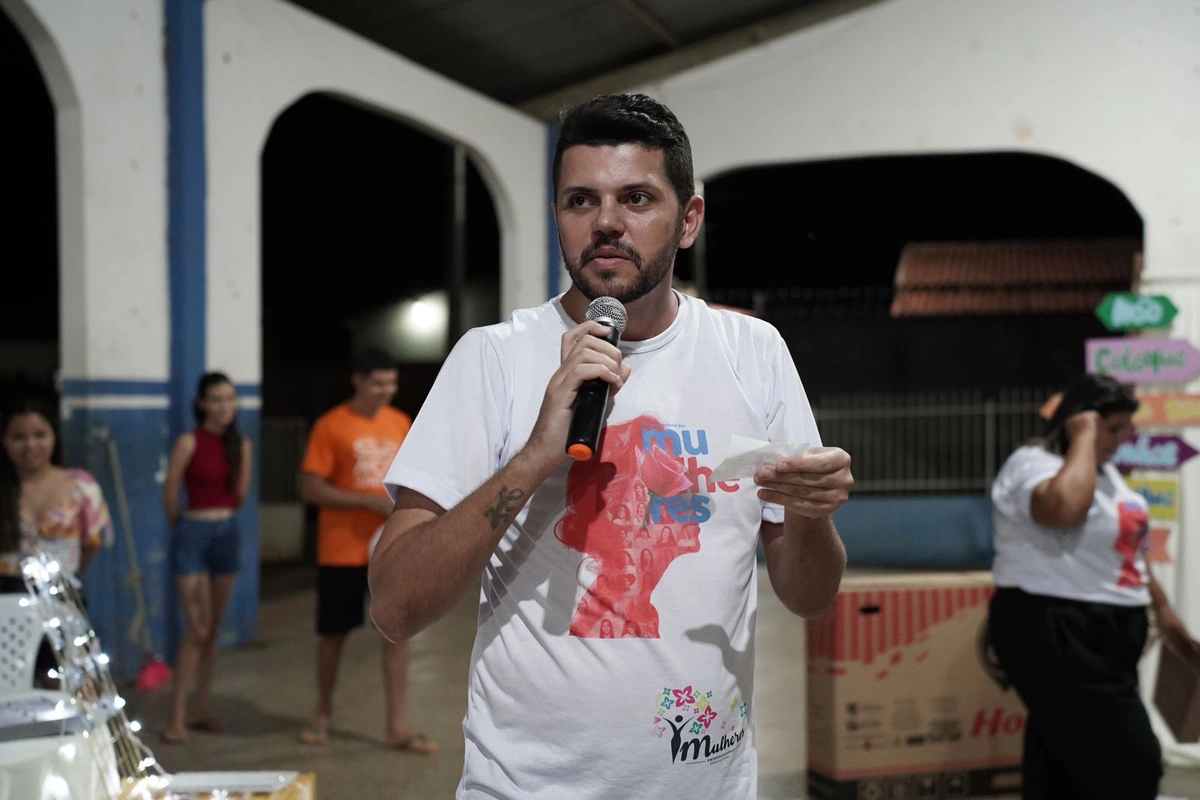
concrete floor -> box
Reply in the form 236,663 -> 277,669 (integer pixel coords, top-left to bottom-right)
126,565 -> 1200,799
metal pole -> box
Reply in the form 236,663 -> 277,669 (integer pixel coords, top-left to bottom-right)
984,399 -> 998,489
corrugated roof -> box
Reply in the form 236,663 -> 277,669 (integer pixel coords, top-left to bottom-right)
285,0 -> 844,107
891,238 -> 1140,317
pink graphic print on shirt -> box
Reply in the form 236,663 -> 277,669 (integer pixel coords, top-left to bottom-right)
555,414 -> 726,639
1114,500 -> 1150,588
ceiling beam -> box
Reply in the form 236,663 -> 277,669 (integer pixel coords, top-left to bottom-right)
519,0 -> 883,120
612,0 -> 681,49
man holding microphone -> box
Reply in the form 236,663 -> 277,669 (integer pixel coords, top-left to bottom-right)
370,93 -> 852,798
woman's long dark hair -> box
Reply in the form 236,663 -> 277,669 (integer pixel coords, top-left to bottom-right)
1042,373 -> 1140,455
0,442 -> 20,557
192,372 -> 242,492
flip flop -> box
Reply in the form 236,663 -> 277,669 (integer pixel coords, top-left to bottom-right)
389,732 -> 438,755
299,723 -> 329,746
159,729 -> 188,745
188,717 -> 226,734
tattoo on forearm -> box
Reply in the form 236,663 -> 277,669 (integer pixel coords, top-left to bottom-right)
483,486 -> 524,530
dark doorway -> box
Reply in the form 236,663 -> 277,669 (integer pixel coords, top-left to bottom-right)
259,92 -> 501,562
702,152 -> 1142,396
0,8 -> 58,392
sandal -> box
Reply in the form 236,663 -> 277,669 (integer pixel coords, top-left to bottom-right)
159,728 -> 188,745
388,732 -> 438,755
299,723 -> 329,746
188,717 -> 226,734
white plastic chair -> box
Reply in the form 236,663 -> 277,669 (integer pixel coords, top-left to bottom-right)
0,594 -> 42,691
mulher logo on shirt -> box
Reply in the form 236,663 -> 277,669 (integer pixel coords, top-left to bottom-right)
652,685 -> 747,766
555,415 -> 741,639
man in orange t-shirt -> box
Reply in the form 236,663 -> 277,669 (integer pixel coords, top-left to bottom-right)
297,349 -> 436,754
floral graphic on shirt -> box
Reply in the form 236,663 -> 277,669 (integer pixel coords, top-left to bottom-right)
673,685 -> 696,707
555,415 -> 741,638
1115,499 -> 1150,588
27,469 -> 114,573
652,686 -> 747,765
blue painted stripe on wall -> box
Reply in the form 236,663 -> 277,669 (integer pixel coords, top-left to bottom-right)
166,0 -> 207,440
546,120 -> 560,299
59,380 -> 261,403
61,379 -> 169,396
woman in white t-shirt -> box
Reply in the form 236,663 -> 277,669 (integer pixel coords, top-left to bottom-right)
988,374 -> 1200,800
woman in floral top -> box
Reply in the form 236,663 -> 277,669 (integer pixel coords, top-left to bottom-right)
1,395 -> 113,575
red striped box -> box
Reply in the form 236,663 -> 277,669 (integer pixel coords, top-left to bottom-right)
806,571 -> 1024,800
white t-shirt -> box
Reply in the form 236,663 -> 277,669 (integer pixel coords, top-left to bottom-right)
384,292 -> 821,799
991,445 -> 1151,606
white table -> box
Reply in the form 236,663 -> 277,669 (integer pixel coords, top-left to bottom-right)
0,688 -> 117,799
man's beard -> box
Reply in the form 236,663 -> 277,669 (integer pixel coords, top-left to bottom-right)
562,228 -> 680,304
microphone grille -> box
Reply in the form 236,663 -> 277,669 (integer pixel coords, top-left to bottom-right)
585,296 -> 628,334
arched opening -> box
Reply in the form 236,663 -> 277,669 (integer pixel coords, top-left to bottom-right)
257,92 -> 501,567
0,7 -> 58,394
703,152 -> 1142,565
703,152 -> 1141,395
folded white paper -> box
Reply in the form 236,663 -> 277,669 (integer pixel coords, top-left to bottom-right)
164,772 -> 300,792
710,435 -> 810,482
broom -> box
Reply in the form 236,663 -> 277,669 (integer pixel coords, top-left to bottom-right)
98,429 -> 173,691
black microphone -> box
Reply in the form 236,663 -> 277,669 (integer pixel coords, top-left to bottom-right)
566,296 -> 628,461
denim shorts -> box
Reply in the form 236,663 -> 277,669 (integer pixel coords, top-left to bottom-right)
174,517 -> 241,576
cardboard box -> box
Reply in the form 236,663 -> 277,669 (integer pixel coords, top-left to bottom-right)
1154,642 -> 1200,743
806,571 -> 1024,800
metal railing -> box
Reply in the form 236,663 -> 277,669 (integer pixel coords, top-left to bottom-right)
259,387 -> 1050,502
812,387 -> 1051,495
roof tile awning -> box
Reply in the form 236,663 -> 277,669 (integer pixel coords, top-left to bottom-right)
891,238 -> 1140,317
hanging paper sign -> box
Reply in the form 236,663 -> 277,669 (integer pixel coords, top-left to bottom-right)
1094,293 -> 1178,331
1086,338 -> 1200,384
1112,435 -> 1199,472
1124,476 -> 1180,521
1133,393 -> 1200,427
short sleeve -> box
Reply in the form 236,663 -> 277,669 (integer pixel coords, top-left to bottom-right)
70,469 -> 114,548
991,446 -> 1064,525
301,415 -> 336,479
384,328 -> 509,510
762,335 -> 822,524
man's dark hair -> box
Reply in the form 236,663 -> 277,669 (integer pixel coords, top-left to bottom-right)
1042,373 -> 1140,455
352,347 -> 396,377
553,93 -> 695,211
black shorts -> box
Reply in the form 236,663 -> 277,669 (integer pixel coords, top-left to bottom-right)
317,566 -> 371,636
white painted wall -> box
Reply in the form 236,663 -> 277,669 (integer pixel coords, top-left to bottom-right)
2,0 -> 169,382
640,0 -> 1200,760
204,0 -> 548,385
644,0 -> 1199,282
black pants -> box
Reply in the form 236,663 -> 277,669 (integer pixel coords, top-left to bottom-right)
988,587 -> 1162,800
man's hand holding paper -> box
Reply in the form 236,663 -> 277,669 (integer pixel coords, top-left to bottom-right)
752,446 -> 853,520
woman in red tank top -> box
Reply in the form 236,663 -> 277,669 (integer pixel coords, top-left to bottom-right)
160,372 -> 252,744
